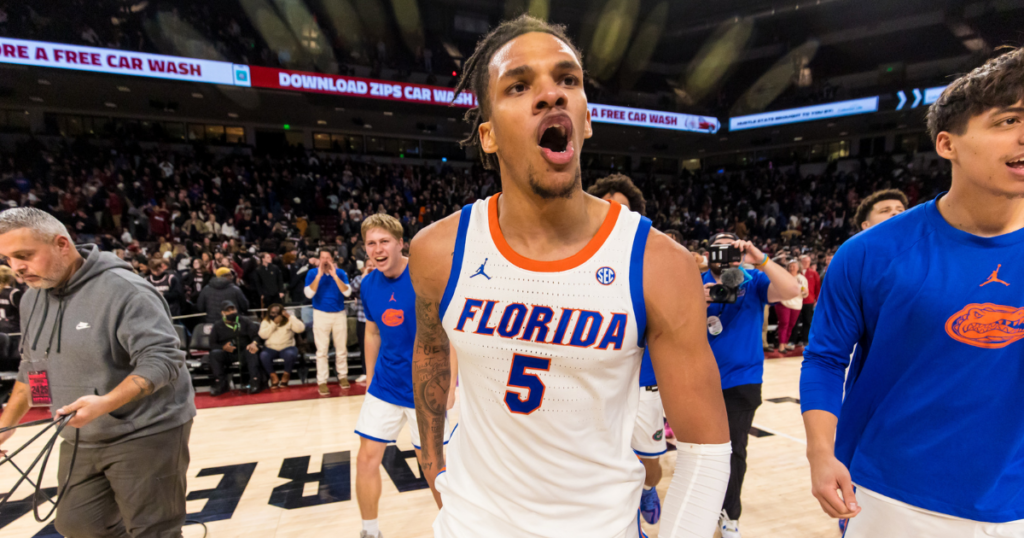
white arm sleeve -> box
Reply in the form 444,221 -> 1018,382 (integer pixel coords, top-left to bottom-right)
340,285 -> 352,298
660,442 -> 732,538
304,286 -> 316,299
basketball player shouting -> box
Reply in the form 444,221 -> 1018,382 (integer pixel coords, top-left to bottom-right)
410,15 -> 731,538
353,214 -> 455,538
802,48 -> 1024,536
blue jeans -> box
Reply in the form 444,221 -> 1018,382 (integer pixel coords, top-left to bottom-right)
259,347 -> 299,375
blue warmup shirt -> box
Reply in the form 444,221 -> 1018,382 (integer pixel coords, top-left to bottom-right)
305,267 -> 350,312
362,265 -> 417,408
703,269 -> 772,389
801,196 -> 1024,522
639,348 -> 657,387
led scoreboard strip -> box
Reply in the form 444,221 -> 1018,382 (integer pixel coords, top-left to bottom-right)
729,97 -> 880,132
0,37 -> 722,135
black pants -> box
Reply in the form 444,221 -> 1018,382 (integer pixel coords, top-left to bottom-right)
208,349 -> 261,392
722,383 -> 762,520
794,303 -> 815,344
56,420 -> 192,538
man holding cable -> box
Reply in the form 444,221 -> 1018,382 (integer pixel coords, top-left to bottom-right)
0,207 -> 195,538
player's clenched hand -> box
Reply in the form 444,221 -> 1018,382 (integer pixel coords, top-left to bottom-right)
424,473 -> 443,509
808,451 -> 860,519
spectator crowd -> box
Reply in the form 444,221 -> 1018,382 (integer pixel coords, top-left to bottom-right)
0,135 -> 951,387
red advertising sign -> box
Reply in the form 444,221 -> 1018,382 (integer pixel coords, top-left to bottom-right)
248,66 -> 478,108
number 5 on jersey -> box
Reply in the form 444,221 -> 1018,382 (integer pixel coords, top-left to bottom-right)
504,354 -> 551,415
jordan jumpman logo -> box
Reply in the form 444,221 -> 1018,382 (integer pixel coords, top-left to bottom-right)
389,292 -> 397,302
470,258 -> 492,280
980,264 -> 1010,287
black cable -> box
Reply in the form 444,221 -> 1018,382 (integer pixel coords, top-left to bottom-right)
2,415 -> 203,535
185,519 -> 209,538
0,412 -> 78,522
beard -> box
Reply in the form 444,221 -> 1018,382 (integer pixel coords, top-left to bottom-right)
24,255 -> 70,290
528,165 -> 580,200
709,262 -> 723,277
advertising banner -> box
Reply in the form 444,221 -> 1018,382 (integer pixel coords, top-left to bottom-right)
729,97 -> 880,131
248,66 -> 477,107
0,36 -> 237,85
588,103 -> 720,134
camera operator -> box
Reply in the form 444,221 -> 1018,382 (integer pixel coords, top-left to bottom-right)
702,232 -> 801,537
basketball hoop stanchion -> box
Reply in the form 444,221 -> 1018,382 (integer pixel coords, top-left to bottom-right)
0,411 -> 78,522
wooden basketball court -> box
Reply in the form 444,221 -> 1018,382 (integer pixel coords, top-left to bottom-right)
0,358 -> 839,538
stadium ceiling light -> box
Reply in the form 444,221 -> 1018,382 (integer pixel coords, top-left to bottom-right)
794,136 -> 803,141
383,111 -> 394,116
117,86 -> 131,92
364,124 -> 372,129
104,102 -> 117,108
228,113 -> 239,118
37,79 -> 50,85
191,92 -> 204,99
29,96 -> 43,102
317,120 -> 327,125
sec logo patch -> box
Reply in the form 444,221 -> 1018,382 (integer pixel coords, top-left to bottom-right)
596,266 -> 616,285
382,309 -> 405,327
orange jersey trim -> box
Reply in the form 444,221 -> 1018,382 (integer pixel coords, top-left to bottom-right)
487,193 -> 621,273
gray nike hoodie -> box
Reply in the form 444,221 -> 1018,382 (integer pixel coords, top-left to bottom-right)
17,245 -> 196,447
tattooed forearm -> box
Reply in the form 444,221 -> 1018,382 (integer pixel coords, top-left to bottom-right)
413,295 -> 451,478
128,375 -> 155,402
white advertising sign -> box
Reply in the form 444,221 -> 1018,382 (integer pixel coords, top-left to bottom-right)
0,37 -> 237,85
729,97 -> 880,131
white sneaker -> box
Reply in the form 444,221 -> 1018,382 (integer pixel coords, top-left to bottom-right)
719,509 -> 741,538
359,531 -> 382,538
355,375 -> 367,383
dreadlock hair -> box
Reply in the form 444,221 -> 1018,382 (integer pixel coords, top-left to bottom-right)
451,14 -> 583,171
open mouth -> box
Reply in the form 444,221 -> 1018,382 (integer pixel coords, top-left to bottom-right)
1008,157 -> 1024,170
537,115 -> 575,165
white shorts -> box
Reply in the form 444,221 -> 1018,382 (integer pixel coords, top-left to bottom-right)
354,392 -> 454,449
844,486 -> 1024,538
631,386 -> 667,458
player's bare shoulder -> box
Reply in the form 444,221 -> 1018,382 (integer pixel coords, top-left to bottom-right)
409,210 -> 463,300
643,228 -> 703,307
645,228 -> 695,270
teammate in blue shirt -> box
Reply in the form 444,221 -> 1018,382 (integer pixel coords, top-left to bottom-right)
801,48 -> 1024,537
703,232 -> 800,538
353,214 -> 455,538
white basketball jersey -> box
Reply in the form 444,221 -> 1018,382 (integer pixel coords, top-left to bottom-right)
433,194 -> 652,538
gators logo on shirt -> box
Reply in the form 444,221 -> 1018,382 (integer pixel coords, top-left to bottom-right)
653,430 -> 663,441
945,303 -> 1024,349
382,309 -> 405,327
